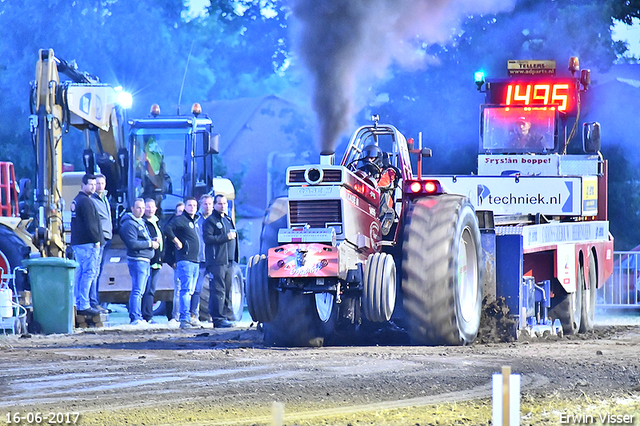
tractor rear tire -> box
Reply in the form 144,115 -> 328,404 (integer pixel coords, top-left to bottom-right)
263,290 -> 337,347
246,254 -> 278,323
260,197 -> 288,254
0,224 -> 29,293
579,254 -> 597,333
402,195 -> 483,346
363,252 -> 396,322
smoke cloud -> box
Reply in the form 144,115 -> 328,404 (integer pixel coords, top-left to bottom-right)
290,0 -> 516,155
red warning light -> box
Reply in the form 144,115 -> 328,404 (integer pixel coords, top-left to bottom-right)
410,182 -> 422,193
424,181 -> 437,193
150,104 -> 161,117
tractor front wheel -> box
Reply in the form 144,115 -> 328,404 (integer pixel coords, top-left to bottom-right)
263,290 -> 337,347
362,252 -> 396,322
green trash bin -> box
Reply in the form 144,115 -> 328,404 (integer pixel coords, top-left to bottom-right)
23,257 -> 78,334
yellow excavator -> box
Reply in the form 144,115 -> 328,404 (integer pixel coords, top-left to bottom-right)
0,48 -> 128,298
1,49 -> 238,326
29,48 -> 128,258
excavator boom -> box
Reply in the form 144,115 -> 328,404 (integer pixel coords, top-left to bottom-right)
30,48 -> 126,257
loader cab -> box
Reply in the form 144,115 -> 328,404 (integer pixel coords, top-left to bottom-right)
127,109 -> 220,219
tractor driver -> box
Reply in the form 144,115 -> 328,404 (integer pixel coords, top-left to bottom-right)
358,144 -> 399,236
358,144 -> 383,180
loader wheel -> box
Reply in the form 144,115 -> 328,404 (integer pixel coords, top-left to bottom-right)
246,254 -> 278,323
363,252 -> 396,322
263,290 -> 337,347
153,301 -> 173,320
550,275 -> 582,335
199,280 -> 211,321
229,263 -> 245,322
402,195 -> 482,346
198,266 -> 244,322
0,224 -> 30,293
579,254 -> 597,333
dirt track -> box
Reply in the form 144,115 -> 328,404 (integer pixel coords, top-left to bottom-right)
1,317 -> 640,425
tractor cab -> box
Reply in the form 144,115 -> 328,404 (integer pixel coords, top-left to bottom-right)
341,116 -> 412,183
340,117 -> 413,239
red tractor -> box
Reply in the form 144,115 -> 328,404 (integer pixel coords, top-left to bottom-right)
245,117 -> 483,346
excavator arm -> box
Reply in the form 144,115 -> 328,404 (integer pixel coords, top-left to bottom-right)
29,48 -> 127,257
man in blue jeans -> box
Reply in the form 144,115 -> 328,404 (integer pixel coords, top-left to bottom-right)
70,174 -> 103,317
164,197 -> 201,329
89,173 -> 112,314
120,198 -> 159,326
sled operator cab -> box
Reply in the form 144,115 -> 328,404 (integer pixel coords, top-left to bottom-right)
476,58 -> 601,162
468,58 -> 614,337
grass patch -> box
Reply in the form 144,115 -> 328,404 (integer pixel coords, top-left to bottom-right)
76,392 -> 640,425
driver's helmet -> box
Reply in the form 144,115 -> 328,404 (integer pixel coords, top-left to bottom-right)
361,144 -> 382,164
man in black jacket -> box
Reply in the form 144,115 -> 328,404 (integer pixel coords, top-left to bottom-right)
120,198 -> 159,325
203,194 -> 238,328
164,197 -> 201,329
70,174 -> 103,317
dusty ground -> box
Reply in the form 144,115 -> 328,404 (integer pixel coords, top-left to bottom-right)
1,311 -> 640,426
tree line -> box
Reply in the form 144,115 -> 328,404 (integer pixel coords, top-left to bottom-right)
0,0 -> 638,247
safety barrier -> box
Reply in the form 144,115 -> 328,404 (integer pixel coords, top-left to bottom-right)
597,251 -> 640,308
0,161 -> 19,217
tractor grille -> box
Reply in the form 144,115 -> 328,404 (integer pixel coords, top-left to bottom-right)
289,200 -> 342,228
288,169 -> 343,184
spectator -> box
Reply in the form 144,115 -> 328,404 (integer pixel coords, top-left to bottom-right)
204,194 -> 238,328
89,173 -> 112,314
70,174 -> 104,317
141,198 -> 163,323
164,202 -> 184,328
164,197 -> 201,329
190,194 -> 214,325
120,198 -> 159,326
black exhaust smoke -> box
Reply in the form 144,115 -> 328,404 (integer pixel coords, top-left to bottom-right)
290,0 -> 515,155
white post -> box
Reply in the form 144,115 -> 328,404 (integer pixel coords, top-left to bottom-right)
492,366 -> 520,426
271,401 -> 284,426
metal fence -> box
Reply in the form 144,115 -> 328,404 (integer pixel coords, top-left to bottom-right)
597,251 -> 640,308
